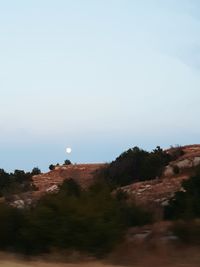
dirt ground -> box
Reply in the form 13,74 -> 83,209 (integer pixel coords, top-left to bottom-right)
1,246 -> 200,267
0,262 -> 117,267
1,259 -> 200,267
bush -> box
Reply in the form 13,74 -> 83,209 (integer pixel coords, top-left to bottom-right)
49,164 -> 55,171
173,165 -> 180,175
169,145 -> 184,161
31,167 -> 41,176
64,159 -> 71,165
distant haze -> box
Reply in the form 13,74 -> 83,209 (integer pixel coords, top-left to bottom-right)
0,0 -> 200,171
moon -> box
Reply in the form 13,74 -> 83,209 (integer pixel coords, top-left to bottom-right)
66,147 -> 72,154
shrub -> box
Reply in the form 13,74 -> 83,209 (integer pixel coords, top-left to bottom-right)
64,159 -> 71,165
49,164 -> 55,171
173,165 -> 180,175
31,167 -> 41,176
169,145 -> 184,161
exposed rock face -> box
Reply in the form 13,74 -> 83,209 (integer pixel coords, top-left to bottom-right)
8,193 -> 33,209
46,184 -> 59,193
121,175 -> 188,208
163,145 -> 200,178
11,199 -> 25,209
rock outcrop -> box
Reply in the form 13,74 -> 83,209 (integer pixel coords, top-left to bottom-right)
163,145 -> 200,177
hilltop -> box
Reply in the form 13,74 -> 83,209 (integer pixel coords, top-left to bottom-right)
32,163 -> 107,193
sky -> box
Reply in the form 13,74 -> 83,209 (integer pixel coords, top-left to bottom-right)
0,0 -> 200,172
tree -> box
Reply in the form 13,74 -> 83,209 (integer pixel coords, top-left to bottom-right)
31,167 -> 41,176
165,168 -> 200,220
98,146 -> 171,187
64,159 -> 71,165
49,164 -> 55,171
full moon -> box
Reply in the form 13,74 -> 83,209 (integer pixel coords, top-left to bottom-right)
66,147 -> 72,154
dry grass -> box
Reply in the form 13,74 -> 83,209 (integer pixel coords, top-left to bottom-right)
1,246 -> 200,267
0,260 -> 119,267
107,243 -> 200,267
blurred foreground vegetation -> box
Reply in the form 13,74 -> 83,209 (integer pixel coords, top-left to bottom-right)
0,179 -> 152,256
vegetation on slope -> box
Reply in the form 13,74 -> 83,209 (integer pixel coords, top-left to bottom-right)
165,167 -> 200,220
0,168 -> 39,197
97,146 -> 172,187
164,167 -> 200,245
0,179 -> 152,256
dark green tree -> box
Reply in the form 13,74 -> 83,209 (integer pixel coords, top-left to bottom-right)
99,146 -> 171,187
165,169 -> 200,220
64,159 -> 71,165
31,167 -> 41,176
49,164 -> 55,171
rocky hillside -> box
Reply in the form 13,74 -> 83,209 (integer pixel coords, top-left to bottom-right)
32,163 -> 107,193
30,145 -> 200,215
120,145 -> 200,217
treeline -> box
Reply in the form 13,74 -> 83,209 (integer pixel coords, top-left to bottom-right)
97,146 -> 181,187
0,168 -> 40,197
0,179 -> 152,256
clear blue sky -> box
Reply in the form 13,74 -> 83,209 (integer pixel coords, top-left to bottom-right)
1,0 -> 200,171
